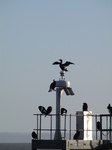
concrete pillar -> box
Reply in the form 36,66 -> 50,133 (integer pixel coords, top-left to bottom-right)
76,111 -> 93,140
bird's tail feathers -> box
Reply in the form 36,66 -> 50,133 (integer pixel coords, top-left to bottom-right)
48,89 -> 52,92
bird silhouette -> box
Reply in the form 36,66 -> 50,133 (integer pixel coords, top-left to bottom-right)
96,121 -> 101,130
73,130 -> 80,140
82,103 -> 88,111
38,106 -> 47,115
48,80 -> 56,92
45,106 -> 52,117
107,104 -> 112,114
32,131 -> 37,139
61,108 -> 67,115
53,59 -> 74,71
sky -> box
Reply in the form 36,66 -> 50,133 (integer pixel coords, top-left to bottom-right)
0,0 -> 112,133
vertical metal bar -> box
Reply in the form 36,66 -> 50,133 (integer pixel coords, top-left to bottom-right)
110,114 -> 112,143
64,115 -> 66,140
95,115 -> 97,140
50,115 -> 52,140
40,114 -> 41,140
37,115 -> 38,139
106,116 -> 108,140
110,115 -> 112,143
109,115 -> 112,142
69,114 -> 71,140
100,115 -> 102,140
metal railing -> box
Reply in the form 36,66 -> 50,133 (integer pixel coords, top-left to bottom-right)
33,113 -> 112,141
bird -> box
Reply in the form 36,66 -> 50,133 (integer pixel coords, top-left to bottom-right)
96,121 -> 101,130
48,79 -> 56,92
52,59 -> 74,71
45,106 -> 52,117
61,108 -> 67,115
31,131 -> 37,139
73,130 -> 80,140
38,106 -> 47,115
107,104 -> 112,114
82,103 -> 88,111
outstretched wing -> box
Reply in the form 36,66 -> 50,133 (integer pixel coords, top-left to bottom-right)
64,61 -> 74,66
52,61 -> 60,65
38,106 -> 47,115
45,106 -> 52,117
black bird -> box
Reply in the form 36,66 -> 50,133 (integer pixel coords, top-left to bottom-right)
48,80 -> 56,92
53,59 -> 74,71
107,104 -> 112,114
38,106 -> 47,115
45,106 -> 52,117
96,121 -> 101,130
61,108 -> 67,115
73,130 -> 80,140
32,131 -> 37,139
82,103 -> 88,111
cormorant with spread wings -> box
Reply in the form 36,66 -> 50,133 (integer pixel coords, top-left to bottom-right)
52,59 -> 74,71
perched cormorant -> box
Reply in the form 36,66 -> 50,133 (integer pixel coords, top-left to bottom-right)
45,106 -> 52,117
107,104 -> 112,114
73,130 -> 80,140
52,59 -> 74,71
38,106 -> 47,115
32,131 -> 37,139
61,108 -> 67,115
48,80 -> 56,92
82,103 -> 88,111
96,121 -> 101,130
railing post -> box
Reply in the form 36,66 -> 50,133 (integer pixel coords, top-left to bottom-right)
95,115 -> 97,140
69,114 -> 71,140
37,114 -> 38,139
39,115 -> 41,140
100,115 -> 102,140
64,115 -> 66,140
106,116 -> 108,140
110,115 -> 112,142
50,115 -> 52,140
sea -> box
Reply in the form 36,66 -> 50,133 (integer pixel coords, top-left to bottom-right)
0,132 -> 102,150
0,133 -> 60,150
0,133 -> 31,150
0,143 -> 31,150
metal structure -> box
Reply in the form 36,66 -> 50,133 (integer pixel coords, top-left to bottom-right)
33,113 -> 112,141
49,71 -> 74,140
32,61 -> 112,149
32,113 -> 112,149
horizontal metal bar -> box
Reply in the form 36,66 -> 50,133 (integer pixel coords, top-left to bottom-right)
33,128 -> 100,132
100,129 -> 112,131
100,114 -> 112,117
34,114 -> 112,117
33,113 -> 101,117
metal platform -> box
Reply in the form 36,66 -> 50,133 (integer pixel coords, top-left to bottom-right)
32,65 -> 112,149
32,114 -> 112,150
32,139 -> 112,150
33,114 -> 112,140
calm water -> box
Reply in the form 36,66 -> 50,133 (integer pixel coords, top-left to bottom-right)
0,143 -> 59,150
0,143 -> 31,150
0,133 -> 60,150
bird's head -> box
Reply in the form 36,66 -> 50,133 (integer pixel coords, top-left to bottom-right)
59,59 -> 63,63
